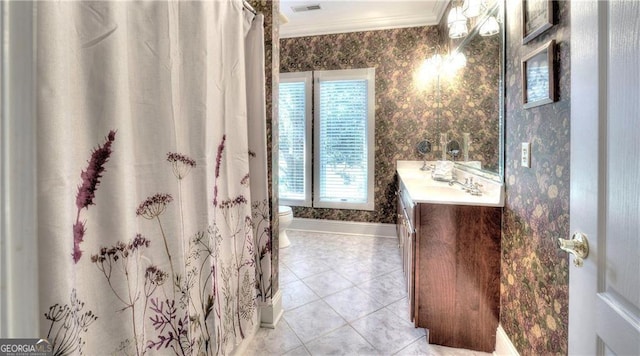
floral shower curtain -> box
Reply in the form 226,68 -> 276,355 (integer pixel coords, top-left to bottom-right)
36,1 -> 271,355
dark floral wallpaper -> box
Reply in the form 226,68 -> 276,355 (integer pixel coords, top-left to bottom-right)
280,25 -> 501,223
501,1 -> 571,355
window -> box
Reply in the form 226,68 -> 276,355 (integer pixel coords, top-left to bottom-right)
278,72 -> 312,206
278,68 -> 375,211
314,68 -> 375,210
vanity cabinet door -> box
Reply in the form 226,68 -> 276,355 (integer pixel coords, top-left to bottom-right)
396,190 -> 404,248
397,186 -> 416,322
414,203 -> 501,353
405,210 -> 416,322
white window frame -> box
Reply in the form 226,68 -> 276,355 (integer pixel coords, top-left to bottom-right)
313,68 -> 375,211
278,71 -> 313,207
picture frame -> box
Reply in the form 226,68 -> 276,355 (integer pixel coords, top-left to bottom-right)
522,0 -> 554,44
522,40 -> 556,109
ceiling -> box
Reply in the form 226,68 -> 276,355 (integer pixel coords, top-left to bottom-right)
279,0 -> 450,38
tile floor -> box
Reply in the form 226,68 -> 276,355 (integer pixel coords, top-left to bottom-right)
244,230 -> 492,356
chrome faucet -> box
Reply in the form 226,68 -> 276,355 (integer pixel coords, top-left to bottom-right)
469,182 -> 483,196
448,177 -> 483,196
448,177 -> 469,190
421,163 -> 435,171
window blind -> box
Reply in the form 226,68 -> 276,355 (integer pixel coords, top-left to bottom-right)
278,81 -> 307,201
317,79 -> 369,204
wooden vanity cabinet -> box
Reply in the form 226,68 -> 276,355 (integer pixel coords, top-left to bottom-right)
397,183 -> 501,353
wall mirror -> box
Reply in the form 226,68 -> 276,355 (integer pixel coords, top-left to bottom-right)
440,0 -> 505,182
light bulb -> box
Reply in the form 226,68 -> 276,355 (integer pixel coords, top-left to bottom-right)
415,55 -> 440,88
452,52 -> 467,69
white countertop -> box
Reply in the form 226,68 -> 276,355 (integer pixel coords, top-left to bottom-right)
396,160 -> 505,207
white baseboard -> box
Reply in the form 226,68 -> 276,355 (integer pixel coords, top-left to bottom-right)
259,289 -> 283,329
494,324 -> 520,356
289,217 -> 396,238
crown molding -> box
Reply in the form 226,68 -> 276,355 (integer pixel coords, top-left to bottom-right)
280,1 -> 449,39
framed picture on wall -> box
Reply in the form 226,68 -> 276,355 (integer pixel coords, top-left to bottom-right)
522,0 -> 554,44
522,40 -> 556,109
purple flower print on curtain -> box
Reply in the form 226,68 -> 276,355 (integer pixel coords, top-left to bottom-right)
166,151 -> 196,293
210,135 -> 257,348
43,289 -> 98,356
167,152 -> 196,180
147,298 -> 190,352
36,2 -> 270,355
213,134 -> 227,208
91,234 -> 173,356
251,199 -> 272,302
136,193 -> 177,290
77,138 -> 259,355
73,130 -> 116,263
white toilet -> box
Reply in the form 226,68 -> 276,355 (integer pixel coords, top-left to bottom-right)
278,206 -> 292,248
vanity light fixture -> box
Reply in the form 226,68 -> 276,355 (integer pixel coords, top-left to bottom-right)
479,16 -> 500,36
463,0 -> 483,18
447,0 -> 500,39
447,5 -> 466,26
449,20 -> 469,39
447,6 -> 468,39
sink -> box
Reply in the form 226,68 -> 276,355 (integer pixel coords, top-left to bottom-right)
424,185 -> 466,196
396,160 -> 505,207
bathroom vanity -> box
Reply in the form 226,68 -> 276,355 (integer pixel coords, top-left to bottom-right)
396,161 -> 503,352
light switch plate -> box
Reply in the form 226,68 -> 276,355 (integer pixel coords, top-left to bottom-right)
521,142 -> 531,168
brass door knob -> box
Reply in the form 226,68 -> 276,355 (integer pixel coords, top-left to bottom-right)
558,232 -> 589,267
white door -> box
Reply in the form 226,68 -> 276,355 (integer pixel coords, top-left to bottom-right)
568,1 -> 640,354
